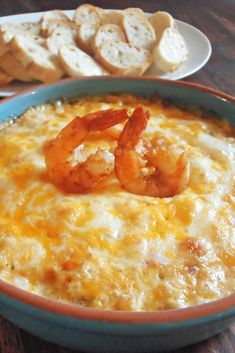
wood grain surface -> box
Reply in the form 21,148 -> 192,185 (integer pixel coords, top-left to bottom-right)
0,1 -> 234,352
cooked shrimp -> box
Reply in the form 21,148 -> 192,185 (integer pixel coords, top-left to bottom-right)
115,106 -> 190,197
44,109 -> 128,193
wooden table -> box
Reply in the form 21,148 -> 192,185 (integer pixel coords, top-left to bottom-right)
0,1 -> 234,352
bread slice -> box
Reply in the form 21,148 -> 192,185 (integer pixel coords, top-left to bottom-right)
149,11 -> 176,42
0,22 -> 40,36
76,22 -> 99,54
123,12 -> 156,51
101,11 -> 124,26
41,20 -> 76,38
10,34 -> 64,82
92,24 -> 126,52
26,59 -> 63,83
41,9 -> 69,22
73,4 -> 103,25
0,51 -> 35,82
40,10 -> 70,37
153,27 -> 188,72
10,34 -> 57,67
59,45 -> 108,77
46,24 -> 78,55
125,8 -> 145,17
17,21 -> 41,35
101,8 -> 145,26
0,67 -> 13,85
0,32 -> 9,56
0,21 -> 40,35
0,22 -> 42,56
95,41 -> 152,76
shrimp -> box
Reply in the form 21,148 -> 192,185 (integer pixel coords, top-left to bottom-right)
44,109 -> 128,193
114,106 -> 190,197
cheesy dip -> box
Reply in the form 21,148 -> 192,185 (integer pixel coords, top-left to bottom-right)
0,94 -> 234,311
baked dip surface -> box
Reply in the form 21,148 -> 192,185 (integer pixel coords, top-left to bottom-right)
0,94 -> 234,311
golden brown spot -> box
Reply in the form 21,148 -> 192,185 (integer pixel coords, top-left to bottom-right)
180,238 -> 206,257
44,268 -> 57,284
61,259 -> 82,271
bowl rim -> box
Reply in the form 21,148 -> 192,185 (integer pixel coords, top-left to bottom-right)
0,76 -> 234,324
1,76 -> 235,105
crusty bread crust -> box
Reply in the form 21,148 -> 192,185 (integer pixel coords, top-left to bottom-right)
76,22 -> 99,54
26,59 -> 63,83
73,4 -> 103,25
0,34 -> 8,56
41,9 -> 69,22
125,8 -> 145,17
149,11 -> 176,42
41,20 -> 75,38
101,11 -> 124,27
0,67 -> 13,85
40,10 -> 70,37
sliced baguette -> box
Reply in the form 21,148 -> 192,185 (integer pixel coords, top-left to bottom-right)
40,10 -> 70,37
149,11 -> 176,42
125,8 -> 145,17
17,21 -> 41,35
59,45 -> 108,77
0,22 -> 40,35
76,22 -> 99,54
92,24 -> 126,52
41,20 -> 76,38
41,9 -> 69,22
10,34 -> 64,82
123,12 -> 156,50
153,27 -> 188,72
101,11 -> 124,26
26,59 -> 63,83
10,34 -> 56,67
0,51 -> 35,82
95,41 -> 152,76
101,8 -> 145,26
0,67 -> 13,85
0,22 -> 43,56
0,33 -> 9,56
73,4 -> 103,25
46,25 -> 78,55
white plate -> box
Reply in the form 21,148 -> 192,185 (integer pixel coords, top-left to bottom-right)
0,10 -> 212,97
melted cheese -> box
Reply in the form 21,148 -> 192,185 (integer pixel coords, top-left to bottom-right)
0,94 -> 234,311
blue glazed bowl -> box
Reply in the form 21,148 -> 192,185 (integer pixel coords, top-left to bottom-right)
0,77 -> 234,353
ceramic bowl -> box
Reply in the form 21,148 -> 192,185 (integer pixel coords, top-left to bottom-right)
0,77 -> 234,353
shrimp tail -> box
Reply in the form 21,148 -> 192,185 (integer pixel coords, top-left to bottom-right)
115,107 -> 150,186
